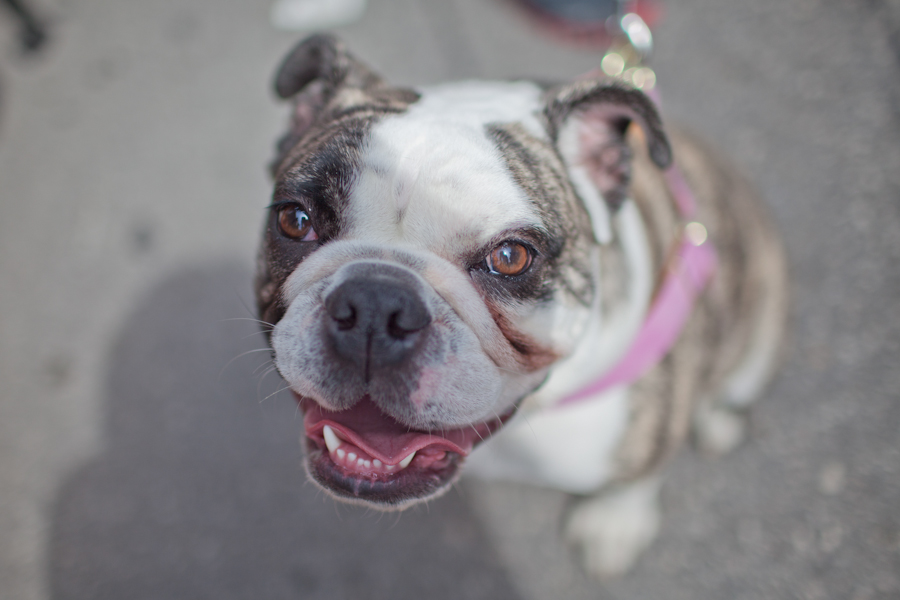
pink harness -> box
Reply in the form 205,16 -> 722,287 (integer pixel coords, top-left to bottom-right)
557,164 -> 718,407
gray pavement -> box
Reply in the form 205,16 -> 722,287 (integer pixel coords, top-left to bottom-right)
0,0 -> 898,599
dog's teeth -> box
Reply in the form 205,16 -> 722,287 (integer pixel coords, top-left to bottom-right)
399,452 -> 415,469
322,425 -> 341,454
323,426 -> 411,472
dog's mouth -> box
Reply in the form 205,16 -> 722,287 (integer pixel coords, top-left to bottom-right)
296,393 -> 513,509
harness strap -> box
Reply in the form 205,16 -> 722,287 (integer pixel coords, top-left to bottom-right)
556,217 -> 716,407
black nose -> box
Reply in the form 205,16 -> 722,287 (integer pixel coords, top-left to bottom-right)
324,270 -> 431,376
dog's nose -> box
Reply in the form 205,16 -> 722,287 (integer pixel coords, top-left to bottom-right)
324,272 -> 431,375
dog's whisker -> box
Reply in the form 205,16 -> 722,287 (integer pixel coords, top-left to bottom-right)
218,348 -> 276,380
518,413 -> 539,442
255,369 -> 273,400
255,364 -> 283,398
452,481 -> 469,502
241,330 -> 272,341
233,293 -> 270,324
221,316 -> 276,329
253,361 -> 276,377
262,384 -> 292,403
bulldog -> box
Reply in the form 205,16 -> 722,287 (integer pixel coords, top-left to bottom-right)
255,34 -> 787,577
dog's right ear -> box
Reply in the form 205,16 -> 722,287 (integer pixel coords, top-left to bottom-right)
274,33 -> 381,101
271,34 -> 418,174
272,34 -> 378,154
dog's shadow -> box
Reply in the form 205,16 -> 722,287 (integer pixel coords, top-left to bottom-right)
49,263 -> 519,600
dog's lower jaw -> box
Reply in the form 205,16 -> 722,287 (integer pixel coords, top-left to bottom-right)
304,442 -> 463,510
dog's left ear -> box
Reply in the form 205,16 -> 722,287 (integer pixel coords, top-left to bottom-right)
545,79 -> 671,242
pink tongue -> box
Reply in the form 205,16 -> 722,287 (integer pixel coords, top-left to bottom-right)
300,395 -> 497,465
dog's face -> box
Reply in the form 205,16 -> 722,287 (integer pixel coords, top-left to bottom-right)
256,35 -> 670,509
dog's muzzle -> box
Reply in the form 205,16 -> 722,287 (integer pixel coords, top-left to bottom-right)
272,252 -> 534,508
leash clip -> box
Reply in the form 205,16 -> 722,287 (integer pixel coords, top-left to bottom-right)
600,11 -> 657,90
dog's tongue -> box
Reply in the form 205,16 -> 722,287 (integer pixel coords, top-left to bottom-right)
301,395 -> 496,464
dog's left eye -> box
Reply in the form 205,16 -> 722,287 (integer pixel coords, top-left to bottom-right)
276,205 -> 318,241
486,241 -> 533,276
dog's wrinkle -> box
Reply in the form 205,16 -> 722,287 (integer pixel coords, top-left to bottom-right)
487,304 -> 559,372
469,267 -> 554,306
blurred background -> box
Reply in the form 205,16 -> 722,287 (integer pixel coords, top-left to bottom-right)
0,0 -> 898,598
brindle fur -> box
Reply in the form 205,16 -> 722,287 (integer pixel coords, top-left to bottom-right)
614,126 -> 788,480
486,122 -> 597,307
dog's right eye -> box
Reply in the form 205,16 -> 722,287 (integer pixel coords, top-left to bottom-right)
277,205 -> 318,241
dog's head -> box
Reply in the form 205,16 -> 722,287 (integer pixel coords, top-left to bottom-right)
256,34 -> 671,509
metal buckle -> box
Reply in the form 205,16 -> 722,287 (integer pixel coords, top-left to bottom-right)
600,11 -> 657,90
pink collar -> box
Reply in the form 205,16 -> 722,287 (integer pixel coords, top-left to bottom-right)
556,166 -> 717,407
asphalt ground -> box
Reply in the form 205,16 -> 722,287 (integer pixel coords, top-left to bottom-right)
0,0 -> 898,599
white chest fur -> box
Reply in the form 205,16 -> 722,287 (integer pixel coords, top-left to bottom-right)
465,386 -> 629,494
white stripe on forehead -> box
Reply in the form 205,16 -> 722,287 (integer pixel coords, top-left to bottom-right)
347,81 -> 548,255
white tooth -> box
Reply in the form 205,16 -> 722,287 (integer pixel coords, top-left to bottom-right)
348,452 -> 357,462
373,459 -> 383,468
336,449 -> 346,460
357,458 -> 364,467
364,460 -> 372,468
386,464 -> 396,472
322,425 -> 341,454
399,452 -> 416,469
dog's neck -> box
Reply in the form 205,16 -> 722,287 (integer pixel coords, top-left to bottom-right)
526,198 -> 654,410
530,137 -> 718,411
529,127 -> 713,409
